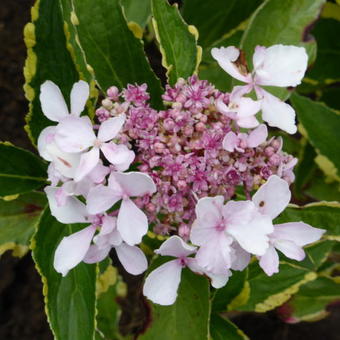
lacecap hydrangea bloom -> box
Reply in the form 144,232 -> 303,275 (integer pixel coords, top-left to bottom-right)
37,44 -> 324,306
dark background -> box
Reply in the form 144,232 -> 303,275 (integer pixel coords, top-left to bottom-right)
0,1 -> 339,339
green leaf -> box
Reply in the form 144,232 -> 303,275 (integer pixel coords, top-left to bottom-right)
0,143 -> 46,196
308,18 -> 340,83
96,260 -> 125,340
291,93 -> 340,176
32,209 -> 97,340
121,0 -> 151,28
286,276 -> 340,322
275,202 -> 340,241
212,269 -> 248,312
140,266 -> 210,340
0,192 -> 46,257
151,0 -> 200,85
23,0 -> 80,144
237,262 -> 316,313
69,0 -> 163,108
182,0 -> 262,48
210,314 -> 249,340
239,0 -> 325,99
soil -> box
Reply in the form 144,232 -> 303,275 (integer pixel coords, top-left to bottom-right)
0,1 -> 339,339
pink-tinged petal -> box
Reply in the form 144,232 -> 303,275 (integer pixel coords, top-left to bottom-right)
40,81 -> 69,122
100,143 -> 135,171
237,115 -> 260,129
225,201 -> 273,255
111,172 -> 156,197
54,225 -> 96,276
273,222 -> 325,247
195,196 -> 224,226
247,124 -> 268,148
274,239 -> 305,261
108,229 -> 123,247
86,184 -> 121,215
45,186 -> 87,223
252,45 -> 266,71
222,131 -> 238,152
206,270 -> 231,289
87,161 -> 110,184
70,80 -> 89,116
74,147 -> 100,182
98,114 -> 126,142
211,46 -> 251,83
195,233 -> 233,275
99,215 -> 116,235
216,99 -> 232,116
230,85 -> 253,101
155,236 -> 196,258
252,175 -> 291,219
55,116 -> 95,152
143,260 -> 182,305
236,97 -> 262,118
117,198 -> 148,245
115,243 -> 147,275
47,163 -> 63,186
254,45 -> 308,87
260,89 -> 297,134
231,242 -> 251,271
83,244 -> 111,264
37,126 -> 56,161
259,245 -> 279,276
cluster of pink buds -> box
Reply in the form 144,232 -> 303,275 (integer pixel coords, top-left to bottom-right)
38,44 -> 325,306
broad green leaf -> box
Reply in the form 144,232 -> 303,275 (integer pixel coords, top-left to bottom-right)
0,192 -> 46,257
286,276 -> 340,322
23,0 -> 80,144
275,202 -> 340,241
69,0 -> 163,108
304,176 -> 340,202
308,18 -> 340,83
212,269 -> 249,312
237,262 -> 316,312
121,0 -> 151,28
239,0 -> 325,99
151,0 -> 200,85
0,143 -> 46,196
140,266 -> 210,340
182,0 -> 262,48
291,93 -> 340,176
32,209 -> 96,340
96,260 -> 125,340
210,314 -> 249,340
319,86 -> 340,111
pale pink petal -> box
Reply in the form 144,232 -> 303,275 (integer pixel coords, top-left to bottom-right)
237,115 -> 260,129
273,222 -> 325,247
259,245 -> 279,276
70,80 -> 89,116
55,116 -> 95,152
74,147 -> 100,182
211,46 -> 251,83
99,215 -> 116,235
98,114 -> 126,142
155,236 -> 196,258
260,89 -> 297,134
206,270 -> 231,289
252,45 -> 266,71
40,81 -> 69,122
216,99 -> 233,117
112,172 -> 156,197
100,143 -> 135,171
225,201 -> 273,255
87,161 -> 110,184
115,243 -> 147,275
45,186 -> 87,223
83,244 -> 111,264
236,97 -> 262,118
230,85 -> 253,101
247,124 -> 268,148
108,229 -> 123,246
231,242 -> 251,271
37,126 -> 56,161
143,260 -> 182,305
274,239 -> 305,261
117,198 -> 148,245
86,184 -> 121,215
252,175 -> 291,219
222,131 -> 238,152
254,45 -> 308,87
54,225 -> 96,276
195,232 -> 233,275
